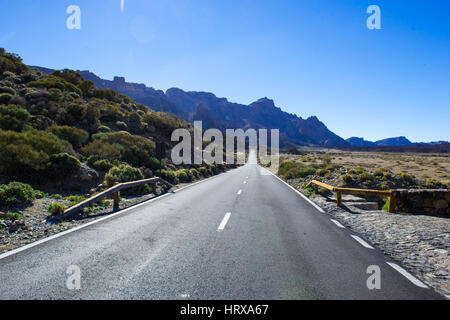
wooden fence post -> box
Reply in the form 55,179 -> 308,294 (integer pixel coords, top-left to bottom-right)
113,191 -> 120,208
336,191 -> 342,207
388,194 -> 396,213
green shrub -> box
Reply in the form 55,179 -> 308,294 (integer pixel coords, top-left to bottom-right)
64,195 -> 86,206
115,121 -> 128,130
0,182 -> 37,207
160,169 -> 179,184
0,86 -> 16,95
83,131 -> 155,168
349,166 -> 365,174
198,166 -> 209,177
399,172 -> 415,182
47,125 -> 89,148
358,172 -> 374,181
0,93 -> 13,104
0,129 -> 63,176
48,202 -> 65,216
92,159 -> 113,172
424,179 -> 447,189
47,153 -> 81,178
316,168 -> 328,176
105,164 -> 151,195
0,104 -> 31,131
342,174 -> 353,183
50,69 -> 83,85
97,125 -> 111,133
6,212 -> 21,221
28,75 -> 82,96
279,160 -> 316,179
190,168 -> 200,179
285,166 -> 316,179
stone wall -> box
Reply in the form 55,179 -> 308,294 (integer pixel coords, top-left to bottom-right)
391,189 -> 450,217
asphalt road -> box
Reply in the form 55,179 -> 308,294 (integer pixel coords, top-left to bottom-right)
0,153 -> 444,299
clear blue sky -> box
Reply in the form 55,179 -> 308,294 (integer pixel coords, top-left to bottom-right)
0,0 -> 449,142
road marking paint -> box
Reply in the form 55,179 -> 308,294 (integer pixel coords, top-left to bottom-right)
243,181 -> 247,184
330,219 -> 345,228
237,189 -> 242,195
246,176 -> 249,179
350,235 -> 374,249
218,212 -> 231,231
386,262 -> 428,288
259,166 -> 325,213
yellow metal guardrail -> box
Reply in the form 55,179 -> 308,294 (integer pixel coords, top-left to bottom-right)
305,180 -> 395,212
57,177 -> 173,220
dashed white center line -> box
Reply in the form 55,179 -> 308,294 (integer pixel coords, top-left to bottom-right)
330,219 -> 345,228
237,189 -> 242,195
350,235 -> 374,249
386,262 -> 428,288
218,212 -> 231,231
243,181 -> 247,184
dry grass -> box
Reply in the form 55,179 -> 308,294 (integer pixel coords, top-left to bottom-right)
283,148 -> 450,184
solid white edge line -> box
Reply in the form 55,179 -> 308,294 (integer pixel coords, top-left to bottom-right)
259,166 -> 325,213
0,168 -> 240,261
330,219 -> 345,228
386,262 -> 429,289
218,212 -> 231,230
350,235 -> 374,249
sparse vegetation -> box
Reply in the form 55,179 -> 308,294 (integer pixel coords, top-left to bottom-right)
47,202 -> 65,215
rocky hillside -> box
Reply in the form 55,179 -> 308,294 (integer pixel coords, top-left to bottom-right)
33,67 -> 349,148
0,48 -> 231,200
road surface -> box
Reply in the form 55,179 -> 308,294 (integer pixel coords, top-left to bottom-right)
0,152 -> 443,299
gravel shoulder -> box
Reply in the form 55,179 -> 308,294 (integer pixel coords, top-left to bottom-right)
304,187 -> 449,298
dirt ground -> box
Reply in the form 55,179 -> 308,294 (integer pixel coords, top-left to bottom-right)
285,148 -> 449,184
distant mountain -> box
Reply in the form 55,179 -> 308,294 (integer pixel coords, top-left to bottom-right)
346,136 -> 447,147
31,66 -> 349,147
346,137 -> 376,146
375,136 -> 412,146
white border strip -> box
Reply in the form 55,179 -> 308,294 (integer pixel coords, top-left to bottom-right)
386,262 -> 428,289
330,219 -> 345,229
350,235 -> 374,249
259,166 -> 325,213
0,169 -> 237,261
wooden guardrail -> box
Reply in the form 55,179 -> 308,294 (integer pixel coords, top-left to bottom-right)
57,177 -> 173,220
305,180 -> 395,212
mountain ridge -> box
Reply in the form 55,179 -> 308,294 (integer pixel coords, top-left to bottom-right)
31,66 -> 349,148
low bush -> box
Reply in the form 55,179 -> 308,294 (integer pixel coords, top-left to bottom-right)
342,174 -> 353,183
47,153 -> 81,179
92,159 -> 113,172
0,129 -> 63,177
6,212 -> 21,221
48,202 -> 65,216
105,164 -> 151,195
0,104 -> 31,131
0,182 -> 37,207
357,172 -> 374,181
198,166 -> 209,177
279,161 -> 315,179
47,125 -> 89,148
399,172 -> 415,183
0,93 -> 13,104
